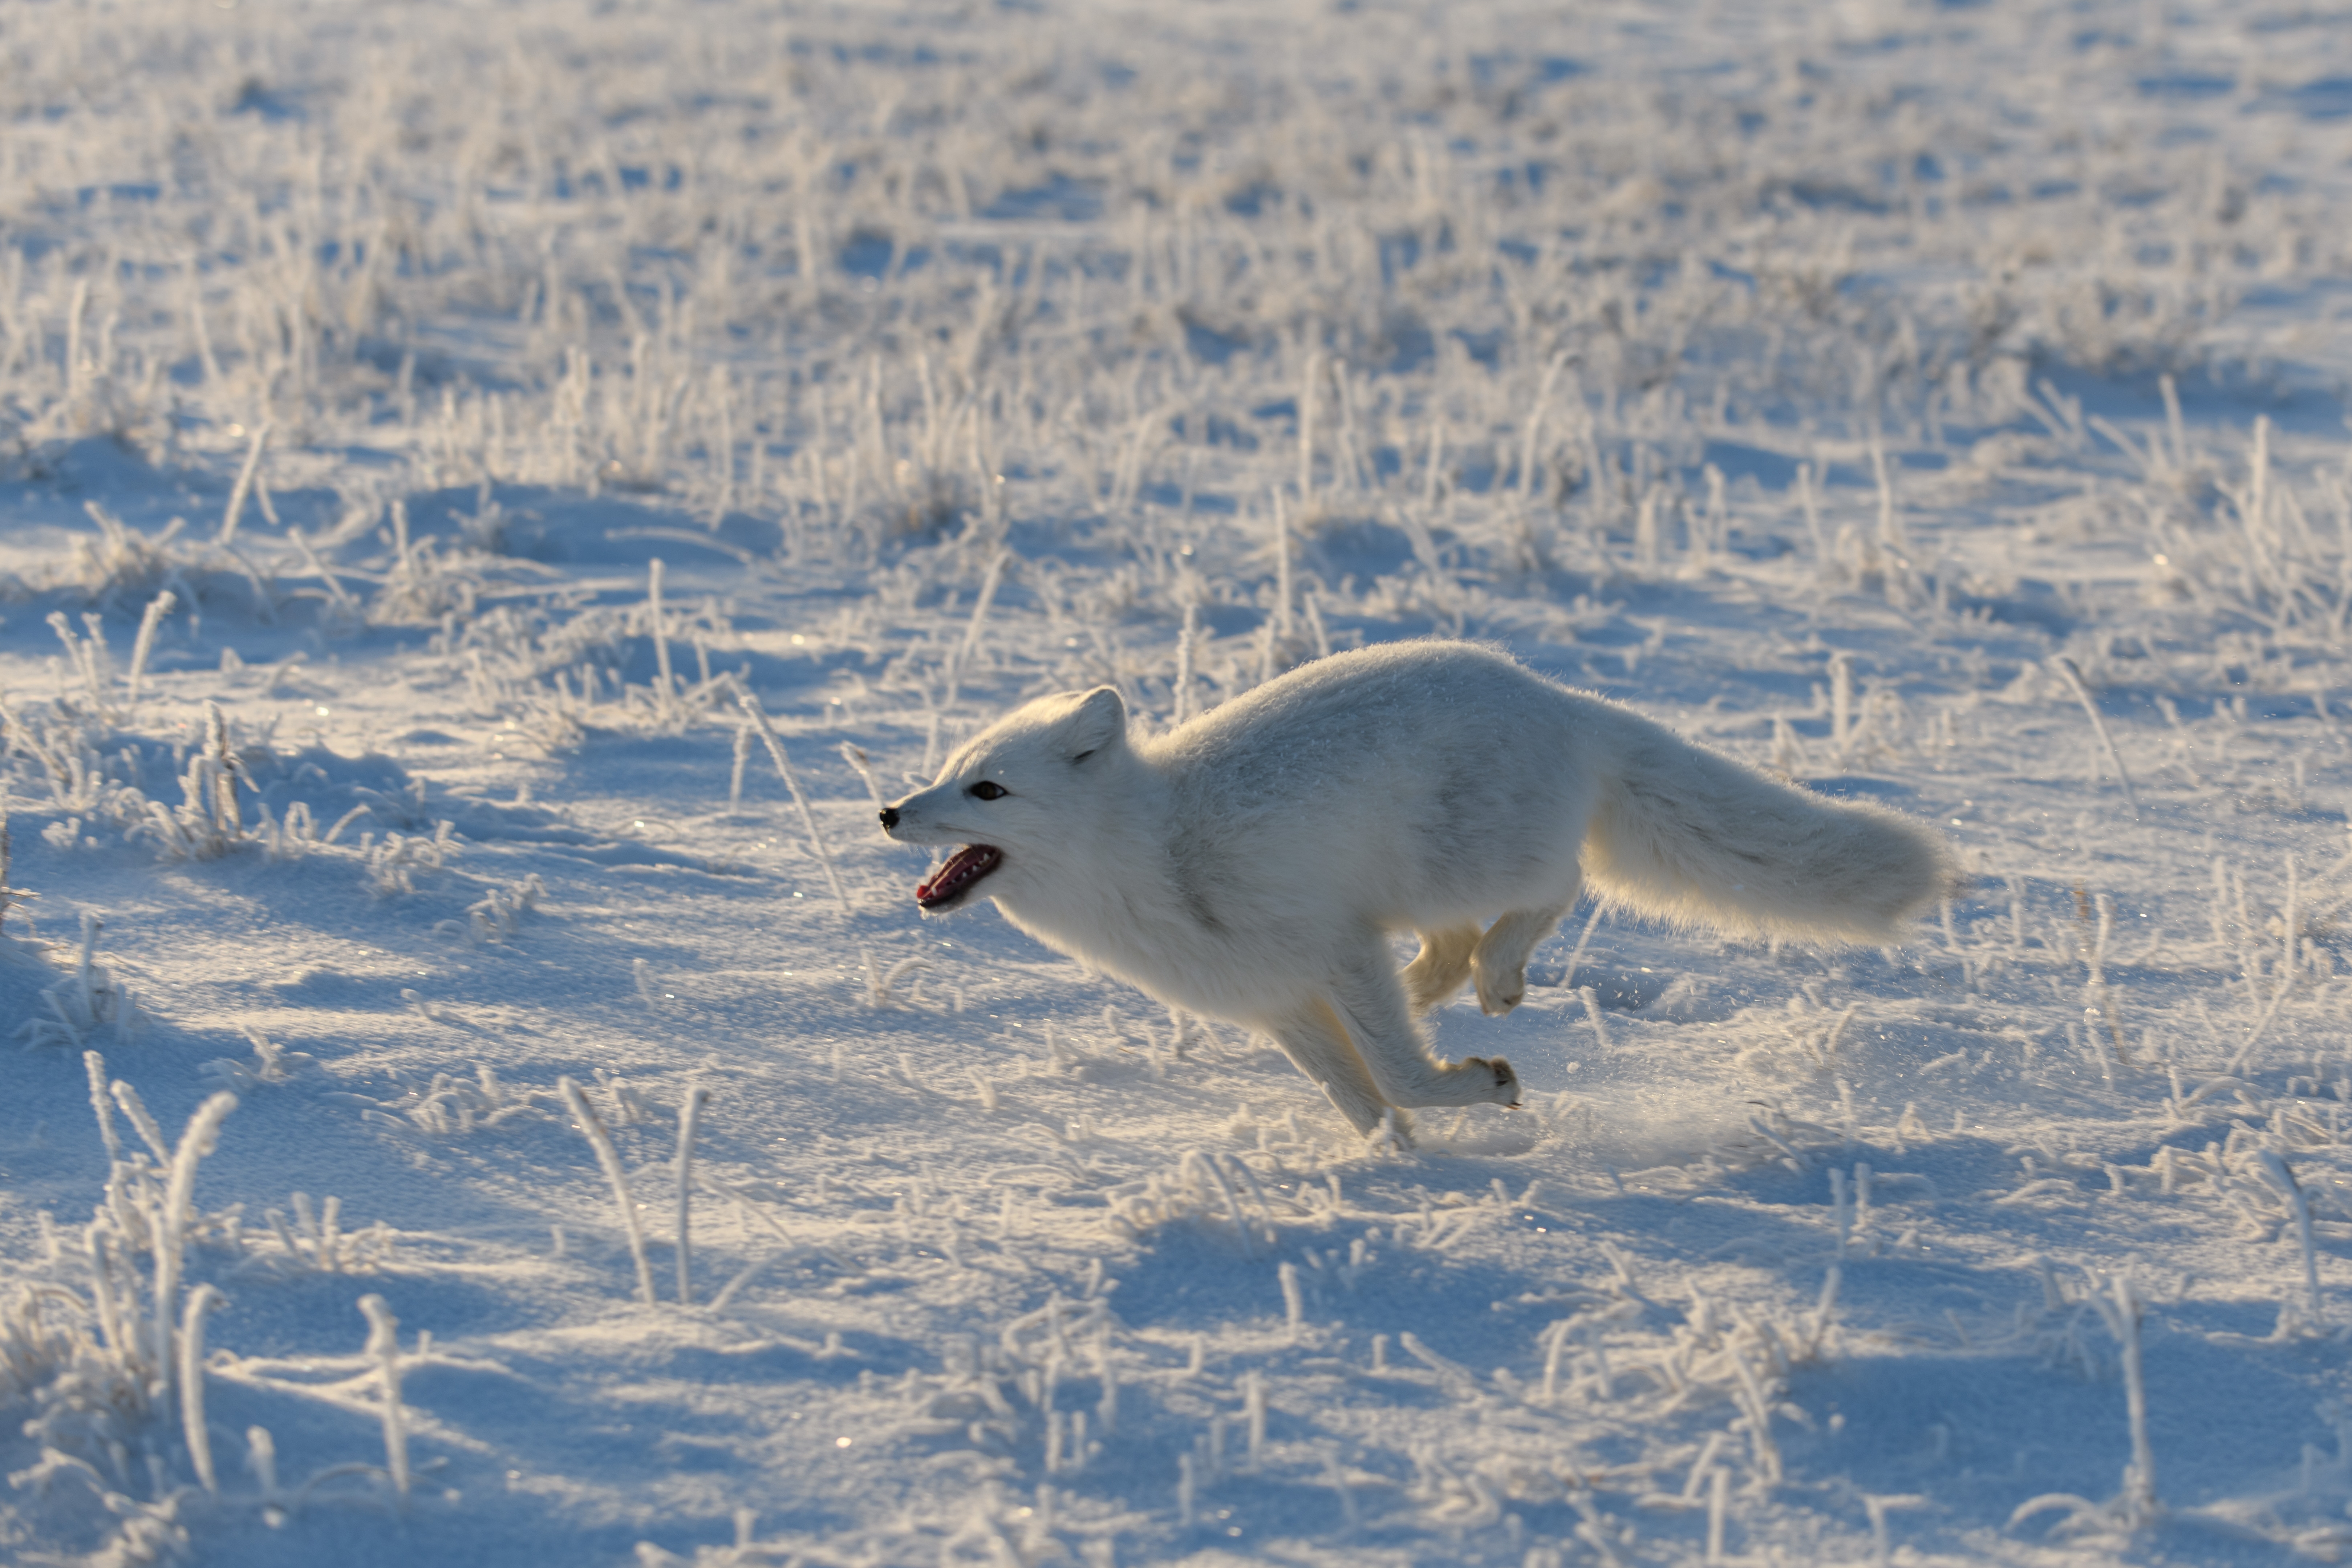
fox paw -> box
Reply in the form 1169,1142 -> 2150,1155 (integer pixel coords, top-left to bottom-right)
1474,971 -> 1525,1017
1462,1056 -> 1520,1107
1477,964 -> 1533,1025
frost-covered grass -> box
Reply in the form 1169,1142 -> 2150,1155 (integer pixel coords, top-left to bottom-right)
4,0 -> 2352,1563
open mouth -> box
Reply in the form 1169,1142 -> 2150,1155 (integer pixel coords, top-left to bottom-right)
915,844 -> 1003,910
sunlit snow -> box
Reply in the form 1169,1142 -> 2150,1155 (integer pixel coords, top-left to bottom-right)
4,1 -> 2351,1563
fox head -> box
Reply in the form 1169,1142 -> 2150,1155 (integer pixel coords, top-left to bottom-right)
877,685 -> 1130,914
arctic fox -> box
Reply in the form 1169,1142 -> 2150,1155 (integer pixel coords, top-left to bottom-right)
879,640 -> 1954,1137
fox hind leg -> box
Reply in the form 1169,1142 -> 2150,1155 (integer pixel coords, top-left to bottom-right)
1401,924 -> 1480,1013
1473,899 -> 1573,1017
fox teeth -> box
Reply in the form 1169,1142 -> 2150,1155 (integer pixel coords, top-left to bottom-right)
916,843 -> 1004,908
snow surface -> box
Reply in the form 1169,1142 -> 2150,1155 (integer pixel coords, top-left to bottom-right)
4,0 -> 2352,1562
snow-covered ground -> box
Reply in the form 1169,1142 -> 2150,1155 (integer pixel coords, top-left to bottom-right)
4,0 -> 2352,1561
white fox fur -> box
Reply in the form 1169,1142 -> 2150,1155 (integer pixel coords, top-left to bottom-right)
880,640 -> 1954,1138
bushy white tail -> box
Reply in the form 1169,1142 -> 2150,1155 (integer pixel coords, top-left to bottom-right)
1582,722 -> 1954,943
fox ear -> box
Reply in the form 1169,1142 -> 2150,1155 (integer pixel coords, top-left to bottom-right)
1061,686 -> 1127,762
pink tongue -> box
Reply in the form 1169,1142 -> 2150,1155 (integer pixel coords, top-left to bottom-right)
916,844 -> 1001,905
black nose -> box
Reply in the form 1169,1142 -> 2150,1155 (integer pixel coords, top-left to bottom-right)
879,806 -> 900,830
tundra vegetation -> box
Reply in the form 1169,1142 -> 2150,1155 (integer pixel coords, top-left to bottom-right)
2,0 -> 2351,1563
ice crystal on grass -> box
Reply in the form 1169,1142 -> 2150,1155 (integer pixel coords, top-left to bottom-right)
360,821 -> 458,897
60,505 -> 199,615
0,790 -> 46,973
7,703 -> 141,818
369,501 -> 482,626
196,1025 -> 316,1094
364,1064 -> 548,1139
0,1054 -> 441,1559
21,912 -> 145,1048
128,704 -> 247,862
459,874 -> 545,943
556,1075 -> 658,1305
2,1067 -> 228,1536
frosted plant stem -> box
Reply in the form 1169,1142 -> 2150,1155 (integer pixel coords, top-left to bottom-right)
247,1426 -> 279,1499
358,1294 -> 410,1501
1321,1445 -> 1359,1529
2283,855 -> 2299,989
2049,656 -> 2140,819
84,1050 -> 122,1164
1828,651 -> 1854,759
727,677 -> 851,915
126,591 -> 175,706
1796,461 -> 1827,567
837,742 -> 886,809
647,558 -> 676,708
1520,352 -> 1569,500
1183,1150 -> 1251,1257
2160,373 -> 2187,471
180,1284 -> 222,1492
1871,437 -> 1905,551
1297,350 -> 1317,505
920,708 -> 942,780
2087,893 -> 2132,1067
153,1091 -> 238,1405
943,548 -> 1010,712
1862,1495 -> 1923,1567
1579,986 -> 1610,1052
216,421 -> 271,547
1221,1154 -> 1278,1244
1706,1465 -> 1728,1564
1560,903 -> 1605,992
1419,412 -> 1444,512
85,1223 -> 127,1361
1729,1346 -> 1781,1481
113,1078 -> 171,1162
729,721 -> 751,811
49,612 -> 106,709
63,277 -> 89,403
1272,491 -> 1293,641
1821,1005 -> 1858,1065
2248,416 -> 2272,566
559,1076 -> 658,1306
1634,490 -> 1662,576
1303,589 -> 1330,659
2227,981 -> 2291,1076
2257,1151 -> 2325,1325
1540,1318 -> 1572,1403
1093,1319 -> 1118,1432
1174,603 -> 1197,725
2112,1273 -> 2156,1519
290,524 -> 360,623
674,1081 -> 710,1306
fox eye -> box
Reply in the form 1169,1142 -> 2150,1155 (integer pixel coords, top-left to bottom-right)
968,780 -> 1008,801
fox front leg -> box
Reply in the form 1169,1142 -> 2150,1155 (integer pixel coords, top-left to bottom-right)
1328,950 -> 1520,1110
1262,1000 -> 1398,1137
